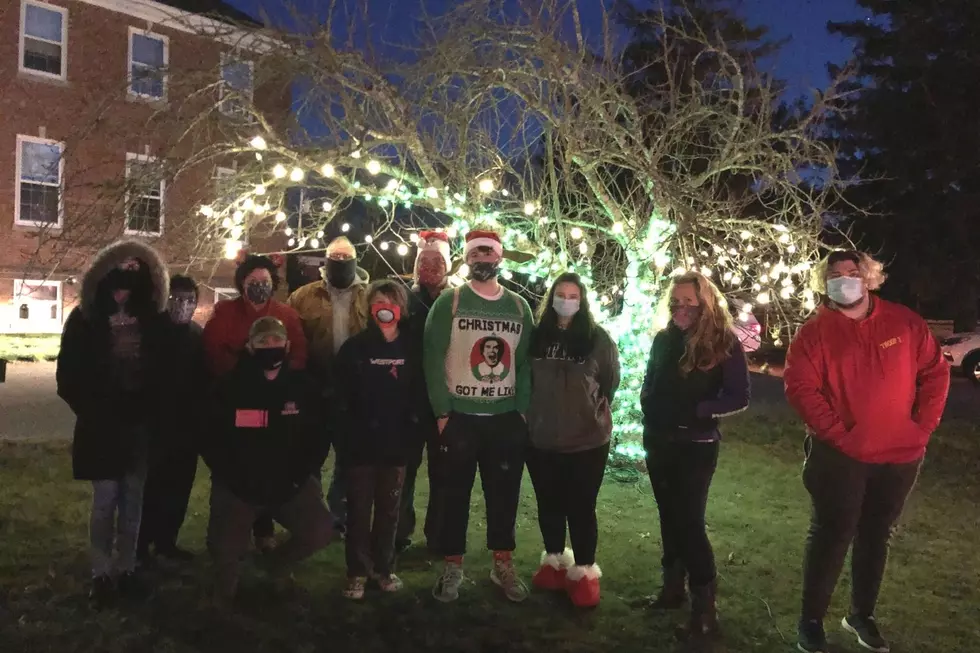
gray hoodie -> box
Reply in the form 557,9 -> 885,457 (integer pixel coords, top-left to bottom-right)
526,327 -> 621,453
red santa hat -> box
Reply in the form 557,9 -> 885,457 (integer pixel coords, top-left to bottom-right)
464,229 -> 503,258
416,230 -> 452,268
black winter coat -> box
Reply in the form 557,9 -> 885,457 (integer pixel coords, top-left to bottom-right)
333,323 -> 430,466
201,356 -> 329,506
57,239 -> 175,481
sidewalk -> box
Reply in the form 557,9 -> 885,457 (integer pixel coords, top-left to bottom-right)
0,362 -> 74,442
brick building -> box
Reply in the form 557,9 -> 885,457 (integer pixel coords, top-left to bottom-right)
0,0 -> 285,334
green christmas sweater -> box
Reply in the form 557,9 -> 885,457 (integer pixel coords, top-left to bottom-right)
423,283 -> 533,417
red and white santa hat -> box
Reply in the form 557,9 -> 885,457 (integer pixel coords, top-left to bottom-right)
464,229 -> 503,258
416,230 -> 452,268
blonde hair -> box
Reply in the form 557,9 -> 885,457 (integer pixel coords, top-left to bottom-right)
660,272 -> 737,374
809,250 -> 887,296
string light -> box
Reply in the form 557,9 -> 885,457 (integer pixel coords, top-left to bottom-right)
367,160 -> 382,175
254,184 -> 266,195
397,243 -> 409,256
478,178 -> 495,193
322,201 -> 333,211
275,211 -> 286,222
570,227 -> 583,240
364,235 -> 373,244
379,241 -> 390,251
272,164 -> 286,179
321,163 -> 335,177
524,202 -> 536,215
289,167 -> 304,182
249,136 -> 267,150
341,223 -> 350,233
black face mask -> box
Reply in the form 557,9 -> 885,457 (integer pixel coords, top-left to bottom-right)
245,281 -> 274,305
469,261 -> 499,282
326,258 -> 356,289
252,346 -> 287,371
105,268 -> 141,292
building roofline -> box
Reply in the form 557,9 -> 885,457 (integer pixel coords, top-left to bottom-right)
75,0 -> 273,50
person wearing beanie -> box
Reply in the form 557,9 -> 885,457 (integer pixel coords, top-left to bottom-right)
287,235 -> 371,535
56,239 -> 174,607
202,252 -> 309,552
201,316 -> 334,607
333,280 -> 429,599
526,272 -> 620,608
139,274 -> 208,566
423,229 -> 534,604
397,230 -> 452,553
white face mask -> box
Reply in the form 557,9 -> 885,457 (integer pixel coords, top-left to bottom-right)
553,297 -> 580,318
826,276 -> 865,306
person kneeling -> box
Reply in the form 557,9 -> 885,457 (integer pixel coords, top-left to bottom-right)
334,280 -> 428,599
201,316 -> 334,605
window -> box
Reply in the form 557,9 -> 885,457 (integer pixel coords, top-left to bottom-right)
20,1 -> 67,79
214,287 -> 239,303
15,135 -> 63,227
13,280 -> 63,331
128,28 -> 168,99
219,55 -> 254,119
125,153 -> 165,235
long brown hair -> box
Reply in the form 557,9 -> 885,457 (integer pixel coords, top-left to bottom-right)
661,272 -> 736,374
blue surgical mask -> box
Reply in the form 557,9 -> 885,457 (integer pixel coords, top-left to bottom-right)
553,297 -> 580,318
826,276 -> 865,306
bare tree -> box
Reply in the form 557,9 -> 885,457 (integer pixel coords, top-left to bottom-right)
24,0 -> 847,461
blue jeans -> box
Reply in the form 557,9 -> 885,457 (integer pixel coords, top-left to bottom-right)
90,467 -> 147,577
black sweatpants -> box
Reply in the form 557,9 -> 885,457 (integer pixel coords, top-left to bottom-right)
398,427 -> 446,549
646,439 -> 719,587
440,411 -> 528,557
139,443 -> 197,553
801,436 -> 921,621
526,442 -> 609,566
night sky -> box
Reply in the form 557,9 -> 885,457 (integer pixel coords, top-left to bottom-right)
226,0 -> 869,96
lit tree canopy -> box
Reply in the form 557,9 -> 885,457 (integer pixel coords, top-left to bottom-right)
98,0 -> 846,462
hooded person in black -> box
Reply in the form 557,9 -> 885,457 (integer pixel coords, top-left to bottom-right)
333,280 -> 429,599
56,239 -> 173,606
138,274 -> 207,565
201,316 -> 334,604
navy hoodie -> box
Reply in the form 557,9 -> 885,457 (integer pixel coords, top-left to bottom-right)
640,325 -> 750,446
201,355 -> 329,505
333,323 -> 429,466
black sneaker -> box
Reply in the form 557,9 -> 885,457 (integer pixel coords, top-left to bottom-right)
88,575 -> 115,608
797,619 -> 828,653
395,538 -> 412,554
842,615 -> 889,652
117,572 -> 150,601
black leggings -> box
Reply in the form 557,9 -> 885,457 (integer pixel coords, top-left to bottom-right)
646,439 -> 719,587
526,442 -> 610,566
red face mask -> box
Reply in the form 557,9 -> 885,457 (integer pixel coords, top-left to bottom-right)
417,257 -> 447,289
371,303 -> 401,329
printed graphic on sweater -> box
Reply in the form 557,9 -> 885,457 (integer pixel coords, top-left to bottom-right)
371,357 -> 405,379
451,315 -> 523,400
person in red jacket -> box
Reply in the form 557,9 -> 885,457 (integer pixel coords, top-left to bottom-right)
203,253 -> 307,378
202,253 -> 309,553
784,250 -> 949,653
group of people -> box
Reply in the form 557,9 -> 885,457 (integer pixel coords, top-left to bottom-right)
56,229 -> 949,653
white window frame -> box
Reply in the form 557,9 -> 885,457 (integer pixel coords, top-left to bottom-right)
214,287 -> 239,303
14,134 -> 65,228
218,53 -> 255,119
13,279 -> 63,327
19,0 -> 68,81
124,152 -> 165,236
127,26 -> 169,101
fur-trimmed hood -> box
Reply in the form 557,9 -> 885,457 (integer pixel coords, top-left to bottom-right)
80,239 -> 169,319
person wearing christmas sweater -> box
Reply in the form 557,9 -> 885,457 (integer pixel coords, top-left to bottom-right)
334,280 -> 430,599
640,272 -> 750,644
526,272 -> 620,608
423,229 -> 534,603
784,251 -> 949,653
202,253 -> 308,553
398,230 -> 452,553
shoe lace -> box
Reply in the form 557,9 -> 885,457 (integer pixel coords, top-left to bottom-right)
441,564 -> 463,587
495,559 -> 521,589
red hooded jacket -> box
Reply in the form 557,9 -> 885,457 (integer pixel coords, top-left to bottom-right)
783,298 -> 949,464
203,297 -> 308,377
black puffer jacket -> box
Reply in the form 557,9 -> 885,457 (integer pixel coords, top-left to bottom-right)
57,240 -> 174,481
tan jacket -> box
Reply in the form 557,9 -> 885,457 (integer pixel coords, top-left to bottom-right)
287,267 -> 369,383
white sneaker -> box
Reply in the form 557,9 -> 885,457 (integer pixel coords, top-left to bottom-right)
378,574 -> 404,592
343,576 -> 366,600
432,561 -> 464,602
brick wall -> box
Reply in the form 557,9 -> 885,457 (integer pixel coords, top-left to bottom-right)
0,0 -> 288,333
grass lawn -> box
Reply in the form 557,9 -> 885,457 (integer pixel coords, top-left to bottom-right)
1,404 -> 978,653
0,334 -> 61,362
